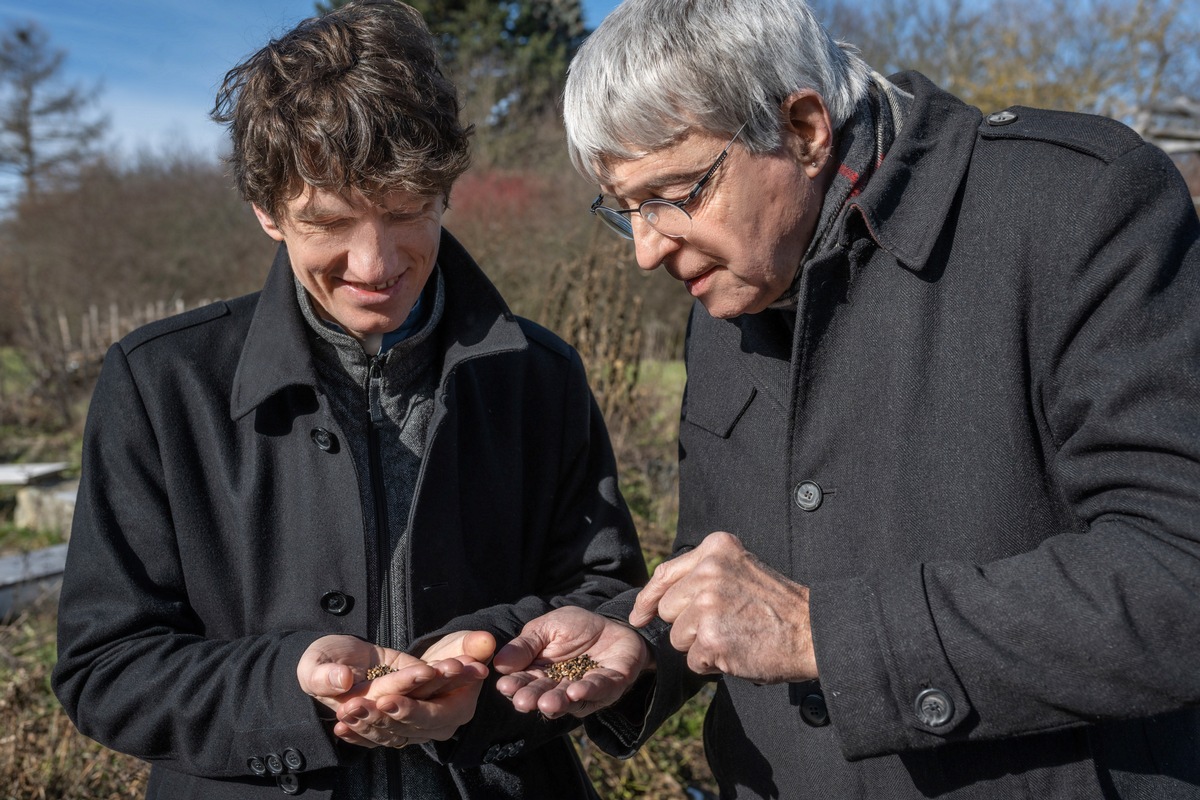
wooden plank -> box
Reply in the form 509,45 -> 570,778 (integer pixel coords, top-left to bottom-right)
0,543 -> 68,619
0,462 -> 69,486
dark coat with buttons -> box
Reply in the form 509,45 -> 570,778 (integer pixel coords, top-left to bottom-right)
587,72 -> 1200,798
52,231 -> 647,799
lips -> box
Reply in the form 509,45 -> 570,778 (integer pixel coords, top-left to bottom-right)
683,267 -> 716,296
335,273 -> 405,299
347,275 -> 401,292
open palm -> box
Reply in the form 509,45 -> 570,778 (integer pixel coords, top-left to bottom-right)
494,606 -> 651,719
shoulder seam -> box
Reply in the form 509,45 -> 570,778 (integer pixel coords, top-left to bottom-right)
516,317 -> 573,361
978,106 -> 1143,164
121,300 -> 235,355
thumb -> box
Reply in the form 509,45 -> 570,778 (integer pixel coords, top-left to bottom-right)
462,630 -> 497,663
306,662 -> 353,697
493,631 -> 547,674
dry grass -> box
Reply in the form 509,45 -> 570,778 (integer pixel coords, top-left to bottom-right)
0,597 -> 148,800
577,686 -> 716,799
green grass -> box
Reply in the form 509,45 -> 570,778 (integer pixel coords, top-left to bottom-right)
637,359 -> 686,442
0,348 -> 35,394
639,359 -> 686,394
0,521 -> 66,556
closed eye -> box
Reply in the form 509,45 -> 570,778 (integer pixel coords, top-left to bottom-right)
297,217 -> 351,232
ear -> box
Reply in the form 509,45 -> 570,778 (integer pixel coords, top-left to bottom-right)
252,204 -> 287,243
780,91 -> 834,179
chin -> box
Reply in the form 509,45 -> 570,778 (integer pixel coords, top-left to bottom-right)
700,295 -> 761,320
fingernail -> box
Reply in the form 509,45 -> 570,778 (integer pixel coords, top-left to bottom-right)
379,701 -> 398,714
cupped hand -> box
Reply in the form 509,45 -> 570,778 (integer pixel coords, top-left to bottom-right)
332,630 -> 495,749
493,606 -> 651,719
297,634 -> 432,713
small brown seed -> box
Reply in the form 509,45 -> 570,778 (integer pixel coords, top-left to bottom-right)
545,654 -> 601,681
366,664 -> 396,680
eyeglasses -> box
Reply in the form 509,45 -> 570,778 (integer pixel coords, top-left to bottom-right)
590,122 -> 746,241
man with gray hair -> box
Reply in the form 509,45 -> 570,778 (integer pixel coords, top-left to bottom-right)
494,0 -> 1200,797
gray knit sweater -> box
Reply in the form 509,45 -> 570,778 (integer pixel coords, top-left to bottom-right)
296,270 -> 461,798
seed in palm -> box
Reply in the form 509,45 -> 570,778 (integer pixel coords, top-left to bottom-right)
366,664 -> 396,680
545,654 -> 601,681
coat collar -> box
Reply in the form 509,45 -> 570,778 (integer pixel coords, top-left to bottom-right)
844,71 -> 982,273
230,228 -> 526,420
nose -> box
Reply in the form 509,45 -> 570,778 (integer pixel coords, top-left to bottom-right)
631,218 -> 681,272
348,219 -> 400,281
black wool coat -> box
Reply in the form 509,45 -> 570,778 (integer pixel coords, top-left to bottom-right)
53,231 -> 647,799
589,72 -> 1200,799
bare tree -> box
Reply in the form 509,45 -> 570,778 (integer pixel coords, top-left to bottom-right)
815,0 -> 1200,120
0,21 -> 107,202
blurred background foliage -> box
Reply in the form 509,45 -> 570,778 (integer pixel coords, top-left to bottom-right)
1,0 -> 1199,797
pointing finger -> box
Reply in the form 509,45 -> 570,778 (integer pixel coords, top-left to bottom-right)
629,549 -> 699,627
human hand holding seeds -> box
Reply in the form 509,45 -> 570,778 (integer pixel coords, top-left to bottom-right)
494,607 -> 652,719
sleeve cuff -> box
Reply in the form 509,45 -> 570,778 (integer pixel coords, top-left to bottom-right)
810,568 -> 972,760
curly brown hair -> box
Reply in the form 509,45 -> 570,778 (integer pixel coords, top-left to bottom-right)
211,0 -> 472,220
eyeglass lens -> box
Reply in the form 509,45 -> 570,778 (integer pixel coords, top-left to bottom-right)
594,207 -> 634,239
594,201 -> 692,241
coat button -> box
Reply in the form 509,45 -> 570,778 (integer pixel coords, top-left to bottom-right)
283,748 -> 305,771
794,481 -> 823,511
310,427 -> 338,452
278,774 -> 301,795
248,756 -> 268,776
320,590 -> 353,616
915,688 -> 955,727
265,752 -> 284,775
800,692 -> 830,727
987,110 -> 1018,126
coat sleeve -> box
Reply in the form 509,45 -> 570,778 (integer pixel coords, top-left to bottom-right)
51,343 -> 339,779
810,141 -> 1200,758
576,596 -> 711,759
410,344 -> 649,766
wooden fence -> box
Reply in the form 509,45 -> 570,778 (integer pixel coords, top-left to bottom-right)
1,298 -> 213,426
48,298 -> 213,373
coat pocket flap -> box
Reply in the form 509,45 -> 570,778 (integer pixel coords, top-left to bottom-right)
683,383 -> 757,439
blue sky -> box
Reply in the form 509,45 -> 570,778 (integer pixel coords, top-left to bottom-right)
0,0 -> 623,161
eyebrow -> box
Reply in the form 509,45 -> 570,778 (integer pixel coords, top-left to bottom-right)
288,201 -> 346,223
611,168 -> 706,202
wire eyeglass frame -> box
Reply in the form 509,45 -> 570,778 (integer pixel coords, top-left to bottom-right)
589,122 -> 747,241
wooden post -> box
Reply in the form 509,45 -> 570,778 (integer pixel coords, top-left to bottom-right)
57,312 -> 71,353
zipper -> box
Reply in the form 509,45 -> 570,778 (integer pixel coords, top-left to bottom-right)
367,355 -> 391,649
366,355 -> 402,799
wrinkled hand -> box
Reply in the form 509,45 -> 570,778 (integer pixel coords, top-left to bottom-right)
297,632 -> 495,749
494,607 -> 652,719
629,531 -> 817,684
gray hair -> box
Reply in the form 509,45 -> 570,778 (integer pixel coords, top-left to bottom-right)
564,0 -> 872,183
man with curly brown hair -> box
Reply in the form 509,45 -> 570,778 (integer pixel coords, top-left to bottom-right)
52,3 -> 645,798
